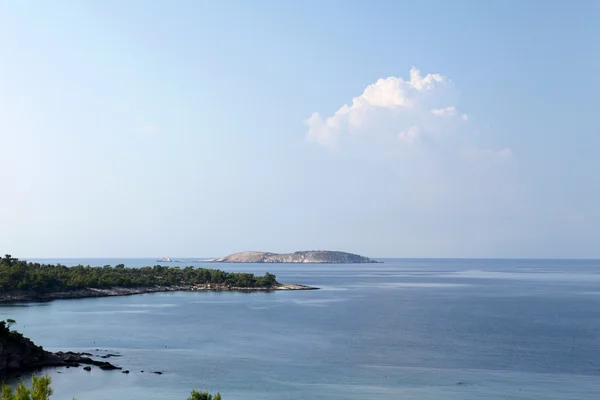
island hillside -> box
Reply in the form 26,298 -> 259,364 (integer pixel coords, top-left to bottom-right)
204,250 -> 381,263
0,255 -> 315,303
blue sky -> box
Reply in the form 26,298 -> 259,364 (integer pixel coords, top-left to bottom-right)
1,1 -> 598,258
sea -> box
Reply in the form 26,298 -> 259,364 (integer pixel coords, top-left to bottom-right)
2,258 -> 600,400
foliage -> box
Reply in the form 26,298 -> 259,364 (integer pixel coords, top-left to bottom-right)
0,255 -> 278,293
0,319 -> 23,339
0,320 -> 15,331
1,377 -> 221,400
1,375 -> 52,400
188,390 -> 222,400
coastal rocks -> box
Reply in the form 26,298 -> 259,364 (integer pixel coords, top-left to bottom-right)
46,352 -> 121,370
188,283 -> 317,292
0,327 -> 54,376
0,283 -> 319,303
100,353 -> 121,359
0,323 -> 121,377
0,287 -> 184,303
83,366 -> 91,371
98,362 -> 120,370
271,283 -> 317,291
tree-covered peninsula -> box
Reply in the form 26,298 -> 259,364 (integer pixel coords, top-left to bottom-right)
0,255 -> 314,302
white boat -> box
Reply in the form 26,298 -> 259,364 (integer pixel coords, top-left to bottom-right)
156,257 -> 172,262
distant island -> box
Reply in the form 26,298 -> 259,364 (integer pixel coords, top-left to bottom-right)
202,250 -> 381,264
0,255 -> 316,303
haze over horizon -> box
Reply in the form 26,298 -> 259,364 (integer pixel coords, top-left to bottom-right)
2,1 -> 599,259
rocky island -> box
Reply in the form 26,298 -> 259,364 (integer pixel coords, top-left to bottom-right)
203,250 -> 381,264
0,255 -> 316,303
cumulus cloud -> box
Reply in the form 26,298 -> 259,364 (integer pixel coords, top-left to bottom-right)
304,67 -> 518,248
305,67 -> 510,169
306,67 -> 455,149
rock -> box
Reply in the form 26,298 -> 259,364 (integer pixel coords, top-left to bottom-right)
83,366 -> 92,371
98,362 -> 120,370
100,353 -> 121,359
122,370 -> 129,374
153,371 -> 163,375
0,324 -> 123,377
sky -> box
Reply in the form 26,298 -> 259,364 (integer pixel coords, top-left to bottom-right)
1,0 -> 599,258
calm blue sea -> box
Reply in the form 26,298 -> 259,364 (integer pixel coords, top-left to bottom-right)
2,258 -> 600,400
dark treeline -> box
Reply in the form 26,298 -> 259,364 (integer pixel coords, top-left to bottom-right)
0,255 -> 278,293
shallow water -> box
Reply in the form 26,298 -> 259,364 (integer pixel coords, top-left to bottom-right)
2,258 -> 600,399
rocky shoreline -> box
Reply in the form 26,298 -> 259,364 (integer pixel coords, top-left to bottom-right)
0,283 -> 318,303
0,323 -> 121,377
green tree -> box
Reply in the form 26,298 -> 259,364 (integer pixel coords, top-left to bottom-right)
1,375 -> 52,400
187,390 -> 222,400
5,319 -> 16,330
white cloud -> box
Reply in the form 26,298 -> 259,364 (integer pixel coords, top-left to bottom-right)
305,67 -> 509,168
397,126 -> 419,144
304,67 -> 517,243
408,67 -> 446,91
305,67 -> 452,149
431,106 -> 456,117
